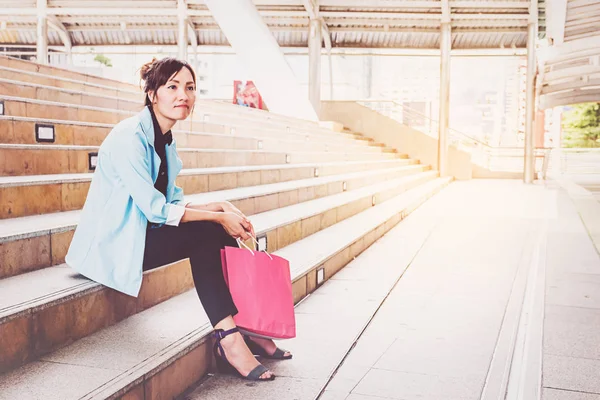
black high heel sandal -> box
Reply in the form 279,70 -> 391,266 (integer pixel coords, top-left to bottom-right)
244,335 -> 293,360
213,327 -> 275,381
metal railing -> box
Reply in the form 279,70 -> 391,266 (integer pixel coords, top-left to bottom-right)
358,99 -> 552,177
551,148 -> 600,175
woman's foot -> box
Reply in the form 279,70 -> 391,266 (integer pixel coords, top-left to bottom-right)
218,330 -> 274,380
246,336 -> 292,359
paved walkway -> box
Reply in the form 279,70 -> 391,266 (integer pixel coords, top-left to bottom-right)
182,180 -> 600,400
542,181 -> 600,400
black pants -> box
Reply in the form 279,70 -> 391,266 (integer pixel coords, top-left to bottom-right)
142,221 -> 239,326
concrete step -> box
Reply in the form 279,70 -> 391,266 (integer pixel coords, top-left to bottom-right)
0,96 -> 367,145
0,177 -> 452,399
0,65 -> 140,102
0,160 -> 425,219
0,56 -> 140,94
0,143 -> 404,176
0,115 -> 378,154
0,78 -> 141,112
0,159 -> 419,277
0,78 -> 339,137
0,164 -> 429,278
0,60 -> 326,133
0,58 -> 384,147
0,60 -> 346,136
0,171 -> 440,373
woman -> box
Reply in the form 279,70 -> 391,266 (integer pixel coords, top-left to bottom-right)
66,57 -> 291,382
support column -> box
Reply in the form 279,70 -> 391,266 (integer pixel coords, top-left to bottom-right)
438,23 -> 451,177
36,0 -> 48,65
308,18 -> 322,115
177,0 -> 188,61
204,0 -> 318,121
524,21 -> 537,183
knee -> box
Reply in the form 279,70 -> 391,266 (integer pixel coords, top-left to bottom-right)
182,221 -> 232,243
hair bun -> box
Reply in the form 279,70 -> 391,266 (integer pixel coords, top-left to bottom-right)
140,57 -> 159,81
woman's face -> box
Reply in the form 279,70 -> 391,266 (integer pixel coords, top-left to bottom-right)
151,67 -> 196,121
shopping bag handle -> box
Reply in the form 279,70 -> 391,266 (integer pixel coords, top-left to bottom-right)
236,236 -> 274,260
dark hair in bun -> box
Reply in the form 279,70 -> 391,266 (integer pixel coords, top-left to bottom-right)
139,57 -> 196,106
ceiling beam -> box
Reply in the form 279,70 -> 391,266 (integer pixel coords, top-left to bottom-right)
541,35 -> 600,64
47,15 -> 72,50
451,1 -> 529,8
546,0 -> 568,45
322,0 -> 527,7
541,78 -> 600,95
544,64 -> 600,82
441,0 -> 451,24
540,89 -> 600,109
188,19 -> 197,48
3,24 -> 528,35
302,0 -> 331,50
0,8 -> 178,16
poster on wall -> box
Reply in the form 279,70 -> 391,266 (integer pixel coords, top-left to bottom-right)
233,80 -> 268,110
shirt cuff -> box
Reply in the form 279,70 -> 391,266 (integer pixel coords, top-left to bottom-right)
165,204 -> 186,226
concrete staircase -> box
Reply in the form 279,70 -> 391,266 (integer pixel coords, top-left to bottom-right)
0,55 -> 452,399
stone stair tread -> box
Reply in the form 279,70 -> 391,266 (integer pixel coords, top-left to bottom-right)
181,164 -> 425,204
0,173 -> 438,322
0,94 -> 132,114
0,114 -> 114,128
0,179 -> 450,400
251,171 -> 437,233
0,77 -> 136,103
279,177 -> 451,278
0,290 -> 212,400
0,64 -> 141,94
0,115 -> 367,147
0,158 -> 408,188
0,173 -> 95,187
0,95 -> 361,141
0,264 -> 86,317
0,165 -> 426,242
0,210 -> 80,241
0,143 -> 392,159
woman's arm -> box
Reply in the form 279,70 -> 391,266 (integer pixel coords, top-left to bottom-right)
180,208 -> 253,240
184,202 -> 225,212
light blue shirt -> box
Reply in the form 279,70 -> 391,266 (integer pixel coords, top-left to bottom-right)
66,106 -> 186,297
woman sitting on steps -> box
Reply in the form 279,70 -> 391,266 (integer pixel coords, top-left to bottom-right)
65,57 -> 291,382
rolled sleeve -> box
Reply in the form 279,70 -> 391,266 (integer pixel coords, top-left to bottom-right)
171,183 -> 186,205
165,203 -> 186,226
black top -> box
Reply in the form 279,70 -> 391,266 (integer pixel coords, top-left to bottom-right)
148,105 -> 173,198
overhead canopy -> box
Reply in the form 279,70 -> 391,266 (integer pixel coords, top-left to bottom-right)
0,0 -> 545,51
539,0 -> 600,109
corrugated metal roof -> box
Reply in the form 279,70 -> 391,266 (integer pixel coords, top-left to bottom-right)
0,0 -> 36,7
564,0 -> 600,42
0,0 -> 543,50
539,0 -> 600,108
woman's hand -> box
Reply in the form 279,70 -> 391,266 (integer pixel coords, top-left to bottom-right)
220,202 -> 255,238
218,212 -> 253,241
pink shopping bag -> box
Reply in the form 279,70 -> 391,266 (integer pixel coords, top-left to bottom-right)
221,240 -> 296,339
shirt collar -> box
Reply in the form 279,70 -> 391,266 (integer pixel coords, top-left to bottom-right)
148,105 -> 173,146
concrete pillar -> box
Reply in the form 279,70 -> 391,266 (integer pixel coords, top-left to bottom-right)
308,19 -> 322,115
204,0 -> 318,121
36,0 -> 48,65
363,55 -> 373,98
438,23 -> 451,177
524,22 -> 537,183
177,0 -> 188,61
